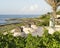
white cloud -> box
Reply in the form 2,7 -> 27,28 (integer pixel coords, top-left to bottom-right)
21,4 -> 40,12
29,4 -> 39,11
20,4 -> 49,14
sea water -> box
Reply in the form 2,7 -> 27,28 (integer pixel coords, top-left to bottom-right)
0,15 -> 40,25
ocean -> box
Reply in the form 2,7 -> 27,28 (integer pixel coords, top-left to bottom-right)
0,15 -> 40,25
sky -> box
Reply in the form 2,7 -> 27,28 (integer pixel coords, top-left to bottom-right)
0,0 -> 58,15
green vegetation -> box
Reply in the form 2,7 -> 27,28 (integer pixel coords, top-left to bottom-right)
0,29 -> 60,48
0,23 -> 24,33
0,11 -> 60,48
36,10 -> 60,26
36,14 -> 50,26
57,10 -> 60,15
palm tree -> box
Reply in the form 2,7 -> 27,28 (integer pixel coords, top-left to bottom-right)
45,0 -> 60,27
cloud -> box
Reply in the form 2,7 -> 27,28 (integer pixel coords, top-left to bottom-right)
21,4 -> 52,14
29,4 -> 39,11
21,4 -> 40,12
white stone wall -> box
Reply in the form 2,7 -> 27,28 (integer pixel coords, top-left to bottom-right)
13,32 -> 21,37
57,15 -> 60,18
45,25 -> 60,34
31,25 -> 38,29
10,25 -> 39,36
23,28 -> 34,34
48,27 -> 55,34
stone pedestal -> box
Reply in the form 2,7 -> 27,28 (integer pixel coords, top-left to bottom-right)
49,18 -> 55,34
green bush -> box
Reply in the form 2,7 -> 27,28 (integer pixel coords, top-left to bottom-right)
0,31 -> 60,48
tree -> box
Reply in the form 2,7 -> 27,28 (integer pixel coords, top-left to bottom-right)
45,0 -> 60,27
45,0 -> 60,18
